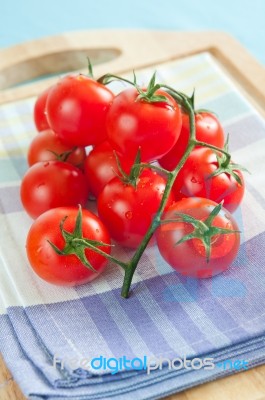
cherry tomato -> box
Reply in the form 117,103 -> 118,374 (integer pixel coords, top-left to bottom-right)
27,129 -> 86,168
159,111 -> 225,170
172,147 -> 245,213
20,161 -> 89,219
34,86 -> 52,132
46,75 -> 114,147
26,207 -> 111,286
84,141 -> 131,198
156,198 -> 240,278
106,87 -> 182,163
97,168 -> 175,248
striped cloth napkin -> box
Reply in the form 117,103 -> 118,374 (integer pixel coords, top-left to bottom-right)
1,53 -> 265,400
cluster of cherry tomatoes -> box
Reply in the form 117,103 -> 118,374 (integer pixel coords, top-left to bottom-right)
21,70 -> 244,288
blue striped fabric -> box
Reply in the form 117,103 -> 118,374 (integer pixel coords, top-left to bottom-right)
1,52 -> 265,399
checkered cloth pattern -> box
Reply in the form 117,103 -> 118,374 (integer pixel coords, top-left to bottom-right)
1,53 -> 265,399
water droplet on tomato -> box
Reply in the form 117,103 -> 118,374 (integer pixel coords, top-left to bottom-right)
139,178 -> 149,188
191,176 -> 198,183
125,211 -> 133,220
44,162 -> 49,167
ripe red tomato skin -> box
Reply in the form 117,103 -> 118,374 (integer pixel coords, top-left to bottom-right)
20,161 -> 89,219
172,147 -> 244,213
84,141 -> 131,198
156,198 -> 240,278
34,86 -> 52,132
159,111 -> 225,171
46,75 -> 114,147
97,169 -> 175,248
106,87 -> 182,163
26,207 -> 111,286
27,129 -> 86,168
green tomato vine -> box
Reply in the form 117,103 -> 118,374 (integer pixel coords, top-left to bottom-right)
49,72 -> 237,298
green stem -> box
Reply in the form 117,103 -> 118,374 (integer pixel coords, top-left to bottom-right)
121,95 -> 196,298
73,238 -> 128,270
49,72 -> 234,298
134,162 -> 170,177
194,140 -> 231,164
97,74 -> 134,87
160,85 -> 190,109
92,73 -> 233,297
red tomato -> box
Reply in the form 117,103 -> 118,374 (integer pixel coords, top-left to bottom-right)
46,75 -> 114,147
27,129 -> 86,168
84,141 -> 131,198
97,168 -> 175,248
34,86 -> 52,132
20,161 -> 89,219
156,198 -> 240,278
26,207 -> 111,286
106,87 -> 182,163
172,147 -> 245,213
159,111 -> 225,170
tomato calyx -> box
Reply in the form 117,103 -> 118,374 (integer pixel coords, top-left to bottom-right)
48,147 -> 78,163
99,71 -> 170,104
209,137 -> 248,185
98,71 -> 192,110
134,72 -> 169,104
48,206 -> 112,272
162,203 -> 240,262
114,149 -> 143,188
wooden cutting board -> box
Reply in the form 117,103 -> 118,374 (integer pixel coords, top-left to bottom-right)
1,30 -> 265,400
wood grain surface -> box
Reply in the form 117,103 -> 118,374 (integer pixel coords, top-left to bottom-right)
1,30 -> 265,400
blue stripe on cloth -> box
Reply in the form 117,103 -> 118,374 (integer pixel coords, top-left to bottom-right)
139,278 -> 230,350
7,306 -> 67,384
0,186 -> 22,213
25,301 -> 115,364
201,91 -> 252,123
111,287 -> 204,357
1,310 -> 265,399
160,274 -> 247,347
0,159 -> 22,182
130,276 -> 215,355
247,181 -> 265,209
224,113 -> 265,151
79,294 -> 145,360
8,156 -> 28,179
